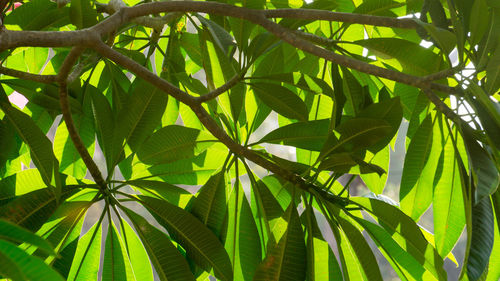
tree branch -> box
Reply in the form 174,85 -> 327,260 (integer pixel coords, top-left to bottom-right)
196,73 -> 245,103
0,1 -> 457,95
0,65 -> 57,83
92,39 -> 347,205
58,47 -> 107,190
263,9 -> 419,29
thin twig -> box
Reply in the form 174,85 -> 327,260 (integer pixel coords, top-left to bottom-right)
58,47 -> 107,190
196,73 -> 245,103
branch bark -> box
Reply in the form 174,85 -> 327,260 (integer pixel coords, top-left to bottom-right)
58,47 -> 107,190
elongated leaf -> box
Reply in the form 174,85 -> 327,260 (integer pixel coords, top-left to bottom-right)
320,118 -> 392,159
256,119 -> 330,151
253,204 -> 307,281
350,197 -> 447,280
358,97 -> 403,152
111,78 -> 169,166
303,205 -> 343,281
124,210 -> 194,281
0,188 -> 69,232
252,83 -> 308,121
103,222 -> 136,281
400,116 -> 434,219
328,203 -> 384,281
222,183 -> 261,281
195,15 -> 236,54
355,38 -> 445,75
0,100 -> 60,196
4,0 -> 70,30
136,125 -> 217,165
433,134 -> 466,257
461,128 -> 499,203
137,196 -> 233,281
466,197 -> 494,280
352,216 -> 438,281
0,240 -> 65,281
0,219 -> 56,256
69,0 -> 97,29
341,68 -> 366,116
89,87 -> 115,173
53,95 -> 95,179
67,221 -> 102,281
191,171 -> 227,237
127,179 -> 191,206
120,217 -> 154,281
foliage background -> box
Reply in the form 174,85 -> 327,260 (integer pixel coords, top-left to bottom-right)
0,0 -> 499,280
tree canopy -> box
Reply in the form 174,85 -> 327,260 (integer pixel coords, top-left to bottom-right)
0,0 -> 499,280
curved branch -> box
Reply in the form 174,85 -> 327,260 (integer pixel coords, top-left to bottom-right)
196,73 -> 245,103
93,40 -> 347,205
0,1 -> 457,95
58,47 -> 107,190
0,65 -> 57,83
263,9 -> 418,29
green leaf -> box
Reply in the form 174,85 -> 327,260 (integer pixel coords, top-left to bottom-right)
353,0 -> 403,16
137,196 -> 233,281
461,128 -> 499,203
351,216 -> 438,281
432,133 -> 466,258
120,78 -> 169,151
4,0 -> 70,30
0,100 -> 60,197
120,217 -> 154,281
103,222 -> 136,281
320,118 -> 392,159
191,171 -> 228,237
253,203 -> 307,281
469,0 -> 490,45
223,183 -> 262,281
327,203 -> 384,281
256,119 -> 330,151
400,116 -> 434,219
350,197 -> 447,280
0,169 -> 48,200
357,97 -> 403,152
53,96 -> 95,179
127,179 -> 191,206
195,15 -> 236,55
136,125 -> 217,165
355,38 -> 445,75
341,68 -> 366,116
67,221 -> 102,281
89,87 -> 115,173
0,219 -> 56,256
415,20 -> 457,53
69,0 -> 98,29
252,83 -> 308,121
0,188 -> 67,232
0,240 -> 65,281
466,197 -> 494,280
124,210 -> 195,281
303,205 -> 343,281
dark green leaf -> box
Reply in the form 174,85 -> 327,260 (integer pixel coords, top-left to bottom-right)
252,83 -> 308,121
253,204 -> 307,281
0,240 -> 65,281
124,209 -> 195,281
466,196 -> 494,280
70,0 -> 98,29
256,119 -> 330,151
136,125 -> 217,165
138,196 -> 233,281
